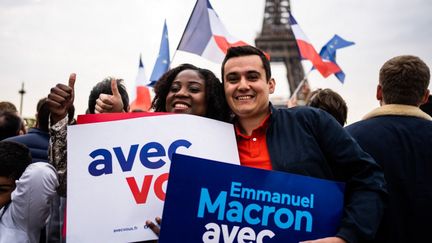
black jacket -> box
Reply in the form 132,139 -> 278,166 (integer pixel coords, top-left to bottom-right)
346,105 -> 432,243
4,127 -> 49,162
266,105 -> 387,243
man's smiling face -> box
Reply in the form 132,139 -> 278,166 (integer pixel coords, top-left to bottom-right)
223,54 -> 275,120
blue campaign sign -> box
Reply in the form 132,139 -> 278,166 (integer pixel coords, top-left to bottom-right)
159,154 -> 345,243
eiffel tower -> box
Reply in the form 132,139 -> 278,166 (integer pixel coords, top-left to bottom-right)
255,0 -> 304,96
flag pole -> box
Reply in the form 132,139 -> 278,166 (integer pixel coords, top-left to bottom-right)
290,70 -> 311,99
170,0 -> 200,68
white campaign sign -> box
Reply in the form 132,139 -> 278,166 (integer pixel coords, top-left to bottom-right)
67,114 -> 239,243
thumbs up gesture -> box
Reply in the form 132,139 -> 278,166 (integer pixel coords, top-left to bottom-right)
95,78 -> 126,113
47,73 -> 76,124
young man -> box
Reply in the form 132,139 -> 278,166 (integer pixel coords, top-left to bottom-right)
0,111 -> 22,141
346,55 -> 432,243
0,141 -> 58,243
222,45 -> 387,243
5,98 -> 51,162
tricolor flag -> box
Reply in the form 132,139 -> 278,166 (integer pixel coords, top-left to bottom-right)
177,0 -> 248,63
130,55 -> 152,112
318,34 -> 355,83
148,20 -> 170,87
288,14 -> 341,78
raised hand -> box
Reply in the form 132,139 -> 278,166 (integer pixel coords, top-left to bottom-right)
95,78 -> 125,113
287,95 -> 298,108
47,73 -> 76,124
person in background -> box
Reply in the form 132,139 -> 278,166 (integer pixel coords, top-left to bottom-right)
287,84 -> 348,126
346,55 -> 432,243
0,101 -> 27,135
4,98 -> 53,243
0,101 -> 18,113
306,88 -> 348,126
0,141 -> 58,243
221,45 -> 386,243
0,111 -> 22,140
4,98 -> 51,162
91,76 -> 130,114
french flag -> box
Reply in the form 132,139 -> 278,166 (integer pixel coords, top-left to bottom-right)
177,0 -> 248,63
130,55 -> 152,112
288,14 -> 341,78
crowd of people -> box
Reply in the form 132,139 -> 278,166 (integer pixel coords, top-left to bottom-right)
0,45 -> 431,243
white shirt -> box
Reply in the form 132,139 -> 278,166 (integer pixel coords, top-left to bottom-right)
0,162 -> 59,243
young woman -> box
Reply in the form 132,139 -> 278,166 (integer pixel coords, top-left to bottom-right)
152,63 -> 231,122
144,64 -> 231,237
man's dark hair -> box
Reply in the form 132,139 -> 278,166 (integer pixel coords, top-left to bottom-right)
306,88 -> 348,126
87,77 -> 129,114
221,45 -> 271,82
36,97 -> 50,132
0,111 -> 22,140
0,141 -> 31,180
152,63 -> 231,122
379,55 -> 430,106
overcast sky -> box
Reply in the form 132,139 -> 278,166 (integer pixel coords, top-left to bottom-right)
1,0 -> 431,124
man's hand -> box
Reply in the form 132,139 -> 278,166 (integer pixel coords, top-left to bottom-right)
47,73 -> 76,124
300,236 -> 347,243
95,78 -> 124,113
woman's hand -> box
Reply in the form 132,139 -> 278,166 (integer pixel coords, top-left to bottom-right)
145,217 -> 162,236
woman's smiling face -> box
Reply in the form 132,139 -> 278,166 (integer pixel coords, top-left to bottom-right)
165,69 -> 207,116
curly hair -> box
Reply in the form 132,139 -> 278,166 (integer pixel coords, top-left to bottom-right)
151,64 -> 231,122
0,141 -> 31,181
